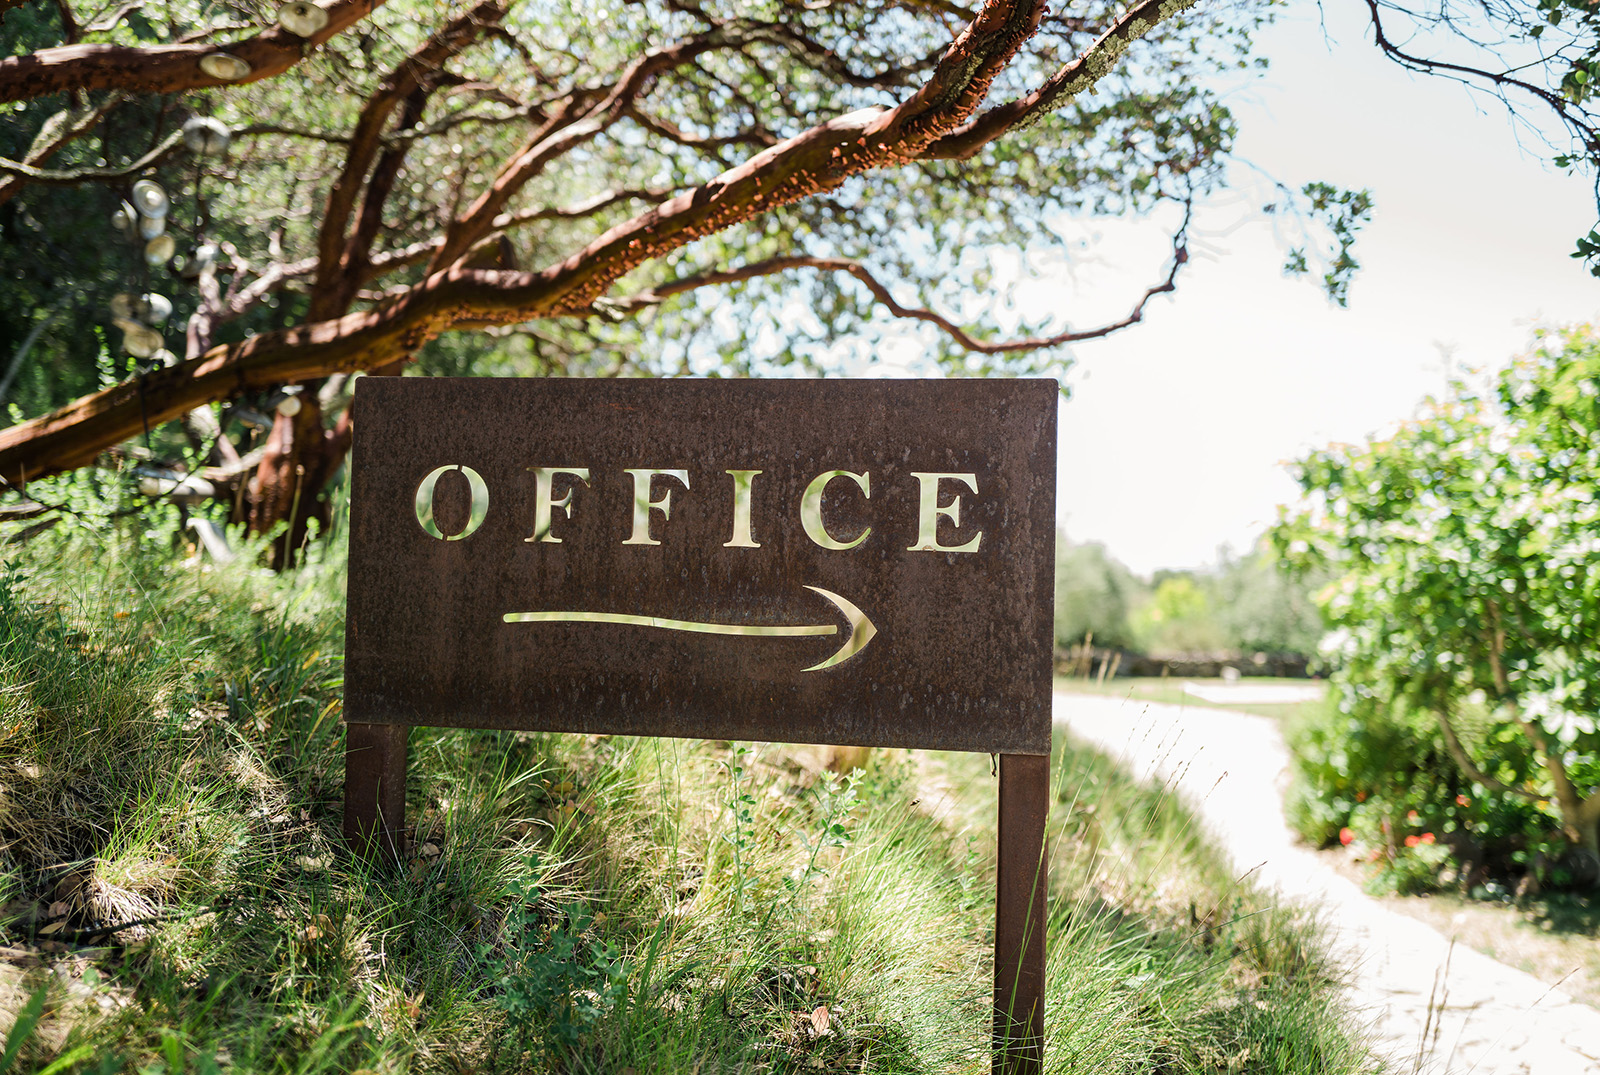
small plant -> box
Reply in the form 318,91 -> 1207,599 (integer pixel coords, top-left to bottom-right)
1364,837 -> 1453,896
481,873 -> 630,1065
720,743 -> 758,920
789,772 -> 856,894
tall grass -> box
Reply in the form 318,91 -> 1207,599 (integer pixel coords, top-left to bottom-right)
0,527 -> 1376,1073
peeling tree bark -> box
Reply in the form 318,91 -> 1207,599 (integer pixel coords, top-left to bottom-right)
0,0 -> 390,102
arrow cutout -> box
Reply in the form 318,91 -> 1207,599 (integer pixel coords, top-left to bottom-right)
502,585 -> 877,672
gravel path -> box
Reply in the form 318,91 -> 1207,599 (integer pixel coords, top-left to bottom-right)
1053,690 -> 1600,1074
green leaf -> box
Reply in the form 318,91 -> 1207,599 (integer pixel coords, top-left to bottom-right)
0,983 -> 47,1075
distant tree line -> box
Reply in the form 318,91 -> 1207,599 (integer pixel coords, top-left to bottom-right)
1054,534 -> 1324,660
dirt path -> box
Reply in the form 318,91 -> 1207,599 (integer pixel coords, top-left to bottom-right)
1053,690 -> 1600,1074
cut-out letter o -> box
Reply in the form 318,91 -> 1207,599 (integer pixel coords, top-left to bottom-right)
415,465 -> 489,540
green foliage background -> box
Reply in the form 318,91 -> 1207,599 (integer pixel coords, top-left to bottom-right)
1278,324 -> 1600,879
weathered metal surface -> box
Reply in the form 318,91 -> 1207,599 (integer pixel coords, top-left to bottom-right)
994,752 -> 1048,1075
342,722 -> 408,859
343,376 -> 1056,755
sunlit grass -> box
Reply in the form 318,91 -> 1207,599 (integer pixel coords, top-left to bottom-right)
0,531 -> 1374,1073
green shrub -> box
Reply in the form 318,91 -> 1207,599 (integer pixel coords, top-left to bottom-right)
1284,690 -> 1571,892
1279,325 -> 1600,861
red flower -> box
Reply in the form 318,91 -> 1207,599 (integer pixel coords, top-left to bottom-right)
1404,835 -> 1420,848
1421,832 -> 1436,844
1455,795 -> 1470,807
1407,810 -> 1420,823
1339,827 -> 1355,846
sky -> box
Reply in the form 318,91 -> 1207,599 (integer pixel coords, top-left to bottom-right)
1025,2 -> 1600,576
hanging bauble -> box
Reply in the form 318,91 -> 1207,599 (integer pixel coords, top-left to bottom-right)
182,116 -> 233,156
111,200 -> 137,239
144,234 -> 177,266
114,318 -> 163,358
276,394 -> 303,417
130,179 -> 168,219
178,242 -> 220,279
139,214 -> 166,240
141,294 -> 174,325
199,52 -> 252,81
275,1 -> 329,36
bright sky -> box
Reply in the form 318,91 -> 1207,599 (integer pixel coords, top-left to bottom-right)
1033,1 -> 1600,576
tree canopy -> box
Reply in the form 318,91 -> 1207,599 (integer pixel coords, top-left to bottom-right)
1,0 -> 1596,555
1279,325 -> 1600,855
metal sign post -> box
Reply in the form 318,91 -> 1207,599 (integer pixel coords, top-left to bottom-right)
340,377 -> 1056,1073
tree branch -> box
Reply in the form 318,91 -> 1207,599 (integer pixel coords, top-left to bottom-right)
0,92 -> 125,205
0,0 -> 389,103
235,122 -> 352,144
341,85 -> 435,295
82,2 -> 141,34
626,103 -> 778,152
1436,704 -> 1543,803
0,0 -> 1183,482
310,0 -> 507,319
1360,0 -> 1595,151
0,127 -> 183,185
925,0 -> 1199,159
608,228 -> 1186,355
428,30 -> 736,273
199,185 -> 679,339
52,0 -> 80,43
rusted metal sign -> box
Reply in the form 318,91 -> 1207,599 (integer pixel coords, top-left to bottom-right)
342,375 -> 1056,1075
343,376 -> 1056,754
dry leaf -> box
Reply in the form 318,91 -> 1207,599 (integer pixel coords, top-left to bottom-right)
419,841 -> 441,859
810,1005 -> 830,1035
47,900 -> 70,918
552,780 -> 576,794
38,920 -> 66,935
299,913 -> 333,943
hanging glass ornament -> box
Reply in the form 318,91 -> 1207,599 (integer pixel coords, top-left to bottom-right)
130,179 -> 168,219
199,52 -> 252,81
114,318 -> 163,358
139,214 -> 166,240
144,234 -> 177,266
141,294 -> 174,324
111,200 -> 137,239
178,242 -> 220,279
275,1 -> 329,36
182,116 -> 233,156
276,394 -> 303,417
